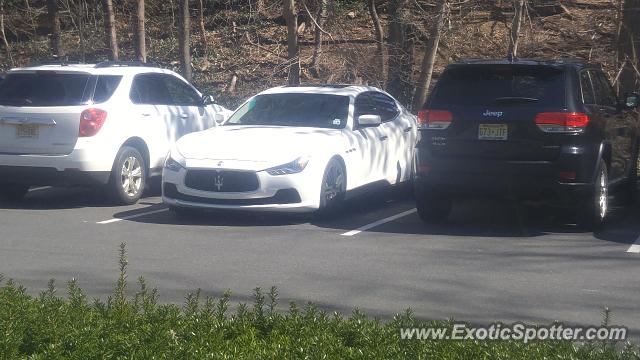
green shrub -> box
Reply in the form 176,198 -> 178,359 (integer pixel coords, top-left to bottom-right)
0,244 -> 638,359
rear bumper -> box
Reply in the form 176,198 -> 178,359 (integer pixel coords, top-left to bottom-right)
0,165 -> 109,186
414,151 -> 594,206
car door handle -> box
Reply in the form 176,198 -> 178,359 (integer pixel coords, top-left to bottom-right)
404,126 -> 413,133
179,114 -> 190,119
380,135 -> 388,141
141,113 -> 151,117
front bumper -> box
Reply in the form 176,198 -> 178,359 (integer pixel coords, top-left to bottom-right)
161,166 -> 322,213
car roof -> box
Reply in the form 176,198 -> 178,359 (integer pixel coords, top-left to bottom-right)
6,62 -> 178,76
259,84 -> 384,97
449,58 -> 600,69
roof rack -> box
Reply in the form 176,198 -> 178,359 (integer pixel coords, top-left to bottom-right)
282,84 -> 354,88
27,60 -> 86,67
94,61 -> 155,68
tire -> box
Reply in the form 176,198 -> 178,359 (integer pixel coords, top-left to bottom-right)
316,158 -> 347,218
0,183 -> 29,203
108,146 -> 147,205
625,149 -> 639,206
578,160 -> 608,230
415,188 -> 452,223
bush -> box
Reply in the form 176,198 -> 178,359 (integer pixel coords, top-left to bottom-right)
0,244 -> 638,359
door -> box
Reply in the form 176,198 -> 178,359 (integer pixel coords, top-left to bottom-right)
370,91 -> 412,184
161,74 -> 211,136
349,93 -> 386,186
0,71 -> 92,155
129,73 -> 175,169
591,70 -> 630,180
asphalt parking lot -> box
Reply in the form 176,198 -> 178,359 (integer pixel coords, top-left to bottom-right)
1,184 -> 639,336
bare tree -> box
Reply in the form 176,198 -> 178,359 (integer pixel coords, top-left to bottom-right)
310,0 -> 328,73
0,0 -> 12,65
101,0 -> 119,60
178,0 -> 192,81
508,0 -> 525,57
618,0 -> 640,94
134,0 -> 146,62
368,0 -> 386,83
387,0 -> 414,105
284,0 -> 300,85
47,0 -> 64,57
412,0 -> 446,111
197,0 -> 209,67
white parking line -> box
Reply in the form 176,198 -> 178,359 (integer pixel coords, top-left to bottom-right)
341,208 -> 417,236
627,235 -> 640,254
97,208 -> 168,224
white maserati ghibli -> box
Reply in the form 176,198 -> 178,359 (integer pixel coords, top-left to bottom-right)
162,85 -> 417,214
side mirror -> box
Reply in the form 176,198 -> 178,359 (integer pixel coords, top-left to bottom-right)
625,93 -> 640,109
214,112 -> 228,124
357,114 -> 382,127
202,94 -> 216,106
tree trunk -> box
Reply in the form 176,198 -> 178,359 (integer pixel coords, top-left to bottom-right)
178,0 -> 192,81
368,0 -> 386,84
310,0 -> 328,72
135,0 -> 146,62
101,0 -> 119,60
0,0 -> 11,65
619,0 -> 640,94
387,0 -> 414,105
284,0 -> 300,85
412,0 -> 446,111
47,0 -> 64,57
508,0 -> 525,58
198,0 -> 209,66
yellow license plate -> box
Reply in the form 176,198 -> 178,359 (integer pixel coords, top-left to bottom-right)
15,124 -> 39,138
478,124 -> 508,140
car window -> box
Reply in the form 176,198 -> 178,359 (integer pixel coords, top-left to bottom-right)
429,65 -> 566,108
590,70 -> 617,107
162,75 -> 202,106
225,93 -> 349,129
92,75 -> 122,104
579,71 -> 596,105
354,93 -> 375,119
370,92 -> 400,122
0,72 -> 91,107
130,74 -> 171,105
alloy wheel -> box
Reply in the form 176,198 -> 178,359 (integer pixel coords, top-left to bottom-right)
598,167 -> 608,221
121,156 -> 143,197
323,163 -> 345,202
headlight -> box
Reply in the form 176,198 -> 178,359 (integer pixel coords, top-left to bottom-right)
164,153 -> 185,172
266,156 -> 310,176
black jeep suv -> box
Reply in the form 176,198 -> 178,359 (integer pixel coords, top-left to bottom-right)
413,59 -> 640,228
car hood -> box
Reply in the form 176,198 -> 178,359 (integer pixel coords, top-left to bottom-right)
176,125 -> 344,170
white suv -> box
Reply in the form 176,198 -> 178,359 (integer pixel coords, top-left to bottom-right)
0,61 -> 229,204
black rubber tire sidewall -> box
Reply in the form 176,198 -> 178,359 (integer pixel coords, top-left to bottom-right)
109,146 -> 147,205
317,158 -> 346,217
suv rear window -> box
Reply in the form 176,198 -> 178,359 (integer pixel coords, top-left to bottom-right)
429,65 -> 566,108
0,72 -> 91,107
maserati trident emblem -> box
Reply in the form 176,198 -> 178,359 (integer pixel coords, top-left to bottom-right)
214,175 -> 224,191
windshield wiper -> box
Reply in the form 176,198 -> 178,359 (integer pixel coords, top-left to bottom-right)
493,97 -> 540,104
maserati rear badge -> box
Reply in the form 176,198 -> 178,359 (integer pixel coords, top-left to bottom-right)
483,110 -> 504,118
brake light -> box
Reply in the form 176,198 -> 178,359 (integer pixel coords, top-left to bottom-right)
534,112 -> 589,133
79,108 -> 107,137
418,109 -> 453,130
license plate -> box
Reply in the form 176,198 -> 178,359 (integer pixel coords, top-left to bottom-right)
478,124 -> 507,141
15,124 -> 39,138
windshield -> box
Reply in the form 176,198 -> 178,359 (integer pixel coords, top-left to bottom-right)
0,72 -> 91,107
225,93 -> 350,129
429,65 -> 566,108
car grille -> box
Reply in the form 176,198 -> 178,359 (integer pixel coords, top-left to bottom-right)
163,183 -> 301,205
184,170 -> 259,193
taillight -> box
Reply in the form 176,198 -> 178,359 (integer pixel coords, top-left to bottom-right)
79,108 -> 107,137
418,109 -> 453,130
534,112 -> 589,133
